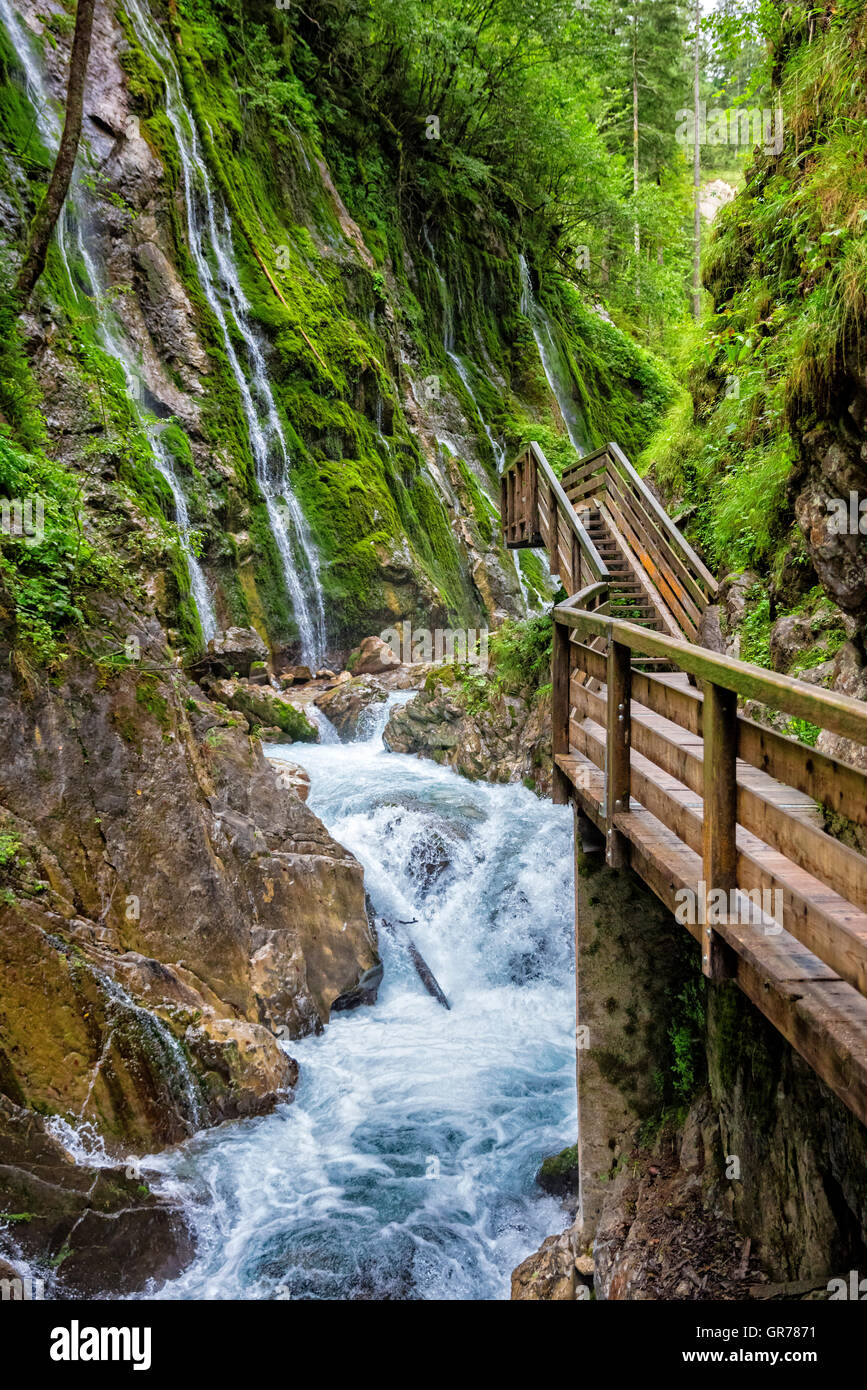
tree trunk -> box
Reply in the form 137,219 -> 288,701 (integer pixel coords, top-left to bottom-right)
14,0 -> 97,308
632,16 -> 639,260
692,0 -> 701,318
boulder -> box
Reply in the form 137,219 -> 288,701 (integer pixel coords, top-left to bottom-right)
511,1231 -> 579,1301
535,1143 -> 581,1199
314,677 -> 387,740
719,571 -> 761,628
270,758 -> 312,801
330,963 -> 385,1012
284,664 -> 313,684
348,634 -> 402,676
203,627 -> 270,678
697,604 -> 726,655
206,678 -> 319,742
769,614 -> 813,672
0,1096 -> 195,1297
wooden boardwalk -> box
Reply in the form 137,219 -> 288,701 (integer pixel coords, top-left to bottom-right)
503,442 -> 867,1128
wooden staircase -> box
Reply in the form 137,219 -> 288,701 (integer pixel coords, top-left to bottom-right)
501,438 -> 867,1132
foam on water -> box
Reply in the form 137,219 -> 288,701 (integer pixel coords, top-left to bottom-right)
141,695 -> 575,1300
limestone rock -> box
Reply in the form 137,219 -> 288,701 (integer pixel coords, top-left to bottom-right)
383,679 -> 552,796
205,677 -> 318,742
203,627 -> 270,678
769,613 -> 813,671
269,758 -> 312,801
0,1096 -> 194,1297
0,622 -> 378,1154
511,1232 -> 578,1300
314,676 -> 387,740
348,634 -> 403,675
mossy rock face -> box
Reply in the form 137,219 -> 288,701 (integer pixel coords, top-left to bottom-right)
536,1143 -> 581,1198
205,678 -> 318,741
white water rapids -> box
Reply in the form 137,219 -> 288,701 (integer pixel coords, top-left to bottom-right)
139,695 -> 576,1300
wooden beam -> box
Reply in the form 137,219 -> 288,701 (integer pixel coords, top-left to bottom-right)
552,619 -> 572,805
605,640 -> 632,868
557,608 -> 867,747
704,682 -> 739,980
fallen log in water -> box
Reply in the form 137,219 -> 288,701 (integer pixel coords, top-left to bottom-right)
381,914 -> 450,1010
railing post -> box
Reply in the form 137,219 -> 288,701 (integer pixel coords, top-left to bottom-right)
570,532 -> 581,597
527,451 -> 539,543
605,638 -> 631,868
552,616 -> 572,805
701,680 -> 737,980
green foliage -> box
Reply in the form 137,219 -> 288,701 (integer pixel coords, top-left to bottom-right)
488,614 -> 553,697
0,832 -> 23,871
645,0 -> 867,585
667,978 -> 707,1100
0,433 -> 123,663
738,584 -> 772,667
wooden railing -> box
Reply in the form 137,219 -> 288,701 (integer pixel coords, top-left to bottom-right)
503,438 -> 867,1125
562,444 -> 717,616
554,604 -> 867,985
502,441 -> 610,596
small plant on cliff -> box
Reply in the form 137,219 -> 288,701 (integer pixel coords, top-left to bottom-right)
488,614 -> 553,697
667,978 -> 707,1100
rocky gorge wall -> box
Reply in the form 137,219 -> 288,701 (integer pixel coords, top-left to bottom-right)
1,0 -> 672,665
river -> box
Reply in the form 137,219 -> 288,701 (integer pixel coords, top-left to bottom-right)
140,696 -> 576,1300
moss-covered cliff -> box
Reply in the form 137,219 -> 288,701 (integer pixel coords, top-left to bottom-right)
1,0 -> 674,667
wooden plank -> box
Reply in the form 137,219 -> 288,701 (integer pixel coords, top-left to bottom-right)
621,703 -> 867,915
631,668 -> 702,735
570,709 -> 867,994
527,442 -> 610,582
569,641 -> 608,684
702,682 -> 738,981
606,464 -> 708,620
632,671 -> 867,831
604,483 -> 702,637
606,441 -> 718,596
552,618 -> 571,806
738,718 -> 867,831
597,501 -> 683,641
615,813 -> 867,1128
527,453 -> 538,540
605,640 -> 632,868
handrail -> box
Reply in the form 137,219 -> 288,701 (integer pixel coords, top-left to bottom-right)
524,442 -> 610,582
553,607 -> 867,746
606,441 -> 718,598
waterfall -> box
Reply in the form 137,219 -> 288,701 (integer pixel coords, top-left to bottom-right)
137,699 -> 575,1300
124,0 -> 326,670
518,253 -> 588,456
0,0 -> 218,643
424,229 -> 507,474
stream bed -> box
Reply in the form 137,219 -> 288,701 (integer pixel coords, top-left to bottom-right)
140,699 -> 576,1300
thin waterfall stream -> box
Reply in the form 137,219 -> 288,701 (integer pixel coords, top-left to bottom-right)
138,695 -> 575,1300
125,0 -> 326,669
518,253 -> 589,455
0,0 -> 218,642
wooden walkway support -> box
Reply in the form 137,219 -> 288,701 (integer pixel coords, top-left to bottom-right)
503,441 -> 867,1129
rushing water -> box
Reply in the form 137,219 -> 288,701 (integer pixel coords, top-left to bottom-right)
0,0 -> 218,641
518,254 -> 588,456
139,695 -> 575,1300
125,0 -> 326,669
